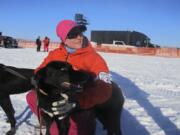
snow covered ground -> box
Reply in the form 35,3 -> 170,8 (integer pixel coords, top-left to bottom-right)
0,48 -> 180,135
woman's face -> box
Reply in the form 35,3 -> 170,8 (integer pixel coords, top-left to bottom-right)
64,34 -> 83,49
64,26 -> 84,49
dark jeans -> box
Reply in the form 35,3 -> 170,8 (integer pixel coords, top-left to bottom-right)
37,45 -> 41,52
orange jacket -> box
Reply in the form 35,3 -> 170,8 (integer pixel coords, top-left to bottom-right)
36,43 -> 112,109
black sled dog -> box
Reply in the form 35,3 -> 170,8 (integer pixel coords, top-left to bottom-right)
33,61 -> 125,135
0,63 -> 34,135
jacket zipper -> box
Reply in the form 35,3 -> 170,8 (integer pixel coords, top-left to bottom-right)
65,52 -> 70,62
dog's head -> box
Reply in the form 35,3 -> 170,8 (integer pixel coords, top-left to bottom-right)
35,61 -> 89,94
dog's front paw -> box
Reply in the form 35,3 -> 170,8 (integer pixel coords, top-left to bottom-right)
6,127 -> 16,135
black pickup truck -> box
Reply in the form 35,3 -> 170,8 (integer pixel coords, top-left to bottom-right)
0,35 -> 18,48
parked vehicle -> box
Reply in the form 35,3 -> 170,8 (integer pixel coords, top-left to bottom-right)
91,30 -> 156,48
0,35 -> 18,48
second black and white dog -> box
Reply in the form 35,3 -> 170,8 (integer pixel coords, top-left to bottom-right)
0,64 -> 34,135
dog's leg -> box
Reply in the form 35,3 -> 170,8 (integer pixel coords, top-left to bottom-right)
41,112 -> 52,135
0,96 -> 16,135
55,118 -> 63,135
55,116 -> 70,135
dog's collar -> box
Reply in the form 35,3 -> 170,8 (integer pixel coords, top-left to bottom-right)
39,88 -> 48,96
3,66 -> 29,81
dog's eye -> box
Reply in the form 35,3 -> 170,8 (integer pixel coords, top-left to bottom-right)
60,67 -> 67,71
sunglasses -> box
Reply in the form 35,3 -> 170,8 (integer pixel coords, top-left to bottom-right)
67,31 -> 83,39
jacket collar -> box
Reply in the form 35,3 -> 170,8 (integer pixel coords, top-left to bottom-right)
59,43 -> 94,55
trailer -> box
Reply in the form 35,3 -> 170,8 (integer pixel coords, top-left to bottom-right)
91,30 -> 155,47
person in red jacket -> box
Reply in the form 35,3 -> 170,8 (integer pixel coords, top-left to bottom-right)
43,36 -> 50,52
26,20 -> 112,135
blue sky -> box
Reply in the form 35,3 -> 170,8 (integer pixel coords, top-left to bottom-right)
0,0 -> 180,48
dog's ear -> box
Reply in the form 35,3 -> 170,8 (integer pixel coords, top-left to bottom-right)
34,67 -> 46,82
30,68 -> 46,88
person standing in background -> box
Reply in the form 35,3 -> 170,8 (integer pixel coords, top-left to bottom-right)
36,36 -> 41,52
43,36 -> 50,52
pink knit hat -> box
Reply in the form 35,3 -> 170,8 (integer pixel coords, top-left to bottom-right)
56,20 -> 78,42
56,20 -> 87,42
